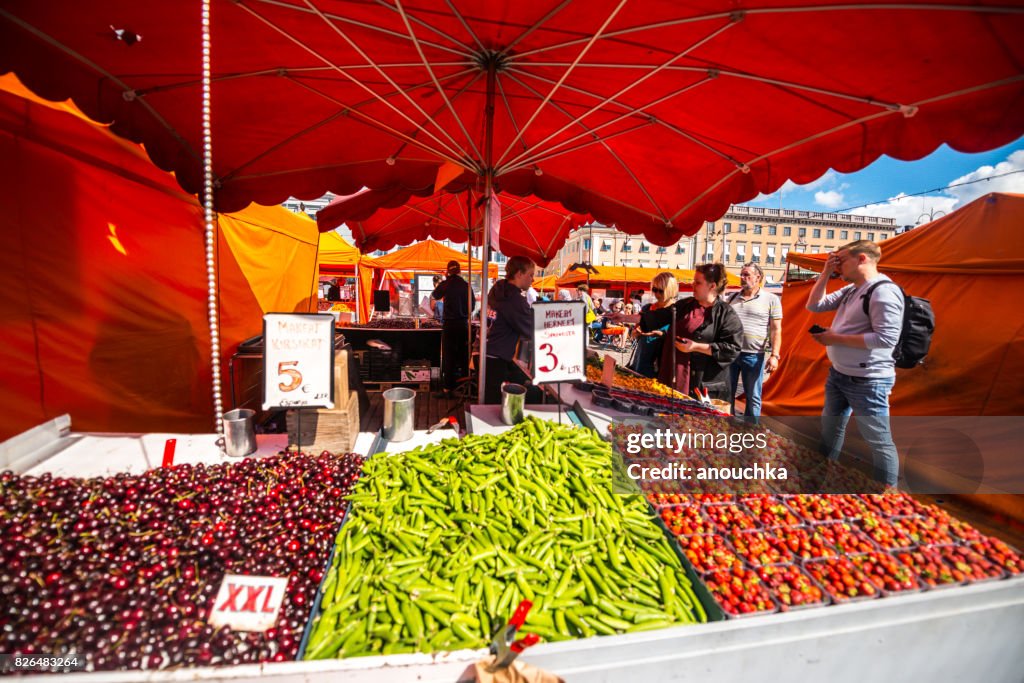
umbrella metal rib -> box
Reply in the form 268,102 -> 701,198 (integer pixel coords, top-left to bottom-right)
237,0 -> 468,163
493,0 -> 629,168
495,13 -> 740,171
252,0 -> 475,59
394,0 -> 484,163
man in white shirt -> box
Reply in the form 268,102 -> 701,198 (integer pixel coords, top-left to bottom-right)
806,240 -> 904,487
728,263 -> 782,420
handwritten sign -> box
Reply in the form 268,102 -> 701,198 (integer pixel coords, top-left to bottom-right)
531,302 -> 586,384
209,574 -> 289,632
262,313 -> 335,410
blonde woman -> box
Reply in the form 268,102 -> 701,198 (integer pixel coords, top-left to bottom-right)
629,272 -> 677,377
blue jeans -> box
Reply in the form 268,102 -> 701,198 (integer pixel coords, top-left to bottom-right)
821,368 -> 899,487
729,352 -> 765,419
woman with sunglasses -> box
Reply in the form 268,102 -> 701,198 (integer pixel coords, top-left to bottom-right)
639,263 -> 743,399
629,272 -> 677,377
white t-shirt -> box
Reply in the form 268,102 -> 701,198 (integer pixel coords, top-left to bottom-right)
526,287 -> 538,306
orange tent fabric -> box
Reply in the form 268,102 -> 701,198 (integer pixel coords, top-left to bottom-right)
556,265 -> 740,290
357,240 -> 498,322
762,193 -> 1024,416
317,230 -> 361,277
0,74 -> 320,439
532,274 -> 558,292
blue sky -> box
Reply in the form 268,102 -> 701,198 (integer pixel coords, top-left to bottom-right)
745,135 -> 1024,227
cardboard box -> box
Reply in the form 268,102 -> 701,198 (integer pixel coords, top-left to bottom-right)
400,368 -> 431,382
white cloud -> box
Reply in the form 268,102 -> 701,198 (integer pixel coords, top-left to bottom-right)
944,149 -> 1024,205
814,190 -> 846,209
853,193 -> 958,227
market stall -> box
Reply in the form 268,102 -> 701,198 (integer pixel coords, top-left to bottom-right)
3,405 -> 1023,682
316,231 -> 361,320
354,240 -> 498,324
3,2 -> 1024,681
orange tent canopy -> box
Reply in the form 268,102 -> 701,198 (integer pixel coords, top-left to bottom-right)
0,73 -> 320,439
763,193 -> 1024,416
556,265 -> 740,290
532,274 -> 558,292
360,239 -> 499,276
357,240 -> 498,322
317,231 -> 361,276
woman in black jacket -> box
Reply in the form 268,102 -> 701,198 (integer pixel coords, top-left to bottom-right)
639,263 -> 743,400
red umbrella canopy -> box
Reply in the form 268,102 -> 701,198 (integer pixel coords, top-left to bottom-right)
317,186 -> 591,267
3,1 -> 1022,244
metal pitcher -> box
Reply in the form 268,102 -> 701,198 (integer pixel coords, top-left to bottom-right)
500,383 -> 527,425
383,387 -> 416,441
222,408 -> 257,457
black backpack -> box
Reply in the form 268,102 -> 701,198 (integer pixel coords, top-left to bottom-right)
860,281 -> 935,369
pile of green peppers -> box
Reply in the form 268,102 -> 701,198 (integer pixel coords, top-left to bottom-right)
305,416 -> 705,659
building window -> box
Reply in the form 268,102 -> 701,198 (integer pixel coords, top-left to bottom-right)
723,254 -> 730,263
781,247 -> 789,264
752,245 -> 761,263
584,238 -> 591,250
868,232 -> 875,241
783,226 -> 791,237
854,232 -> 862,240
495,253 -> 507,263
798,227 -> 807,237
676,245 -> 686,254
813,228 -> 821,238
738,223 -> 747,233
880,233 -> 888,240
621,259 -> 632,266
601,241 -> 611,251
827,229 -> 834,239
753,225 -> 762,234
657,246 -> 667,253
736,244 -> 746,262
639,243 -> 650,253
769,226 -> 777,236
724,223 -> 732,234
841,230 -> 848,239
621,242 -> 632,252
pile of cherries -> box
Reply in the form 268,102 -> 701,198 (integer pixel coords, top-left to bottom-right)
0,451 -> 364,671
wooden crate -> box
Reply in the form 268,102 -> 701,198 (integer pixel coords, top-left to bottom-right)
286,390 -> 360,453
362,380 -> 430,394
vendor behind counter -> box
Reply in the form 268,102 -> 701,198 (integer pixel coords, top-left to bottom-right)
484,255 -> 544,405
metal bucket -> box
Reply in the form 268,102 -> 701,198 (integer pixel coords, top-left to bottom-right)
383,387 -> 416,442
222,408 -> 257,457
500,383 -> 527,425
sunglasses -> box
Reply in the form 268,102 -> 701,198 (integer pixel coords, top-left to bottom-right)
651,287 -> 664,294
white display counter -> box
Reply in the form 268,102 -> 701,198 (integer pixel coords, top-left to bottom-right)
5,415 -> 1024,683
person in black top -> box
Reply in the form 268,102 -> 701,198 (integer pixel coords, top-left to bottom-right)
485,255 -> 540,404
432,260 -> 474,396
639,263 -> 743,400
326,279 -> 341,302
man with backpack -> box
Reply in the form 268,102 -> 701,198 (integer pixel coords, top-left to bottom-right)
806,240 -> 905,488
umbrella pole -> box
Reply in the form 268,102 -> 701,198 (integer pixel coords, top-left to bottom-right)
477,58 -> 498,405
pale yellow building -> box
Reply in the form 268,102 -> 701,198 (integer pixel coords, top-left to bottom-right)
544,205 -> 898,284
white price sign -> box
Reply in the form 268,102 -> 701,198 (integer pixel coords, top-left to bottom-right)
208,574 -> 289,632
531,301 -> 586,384
262,313 -> 335,410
